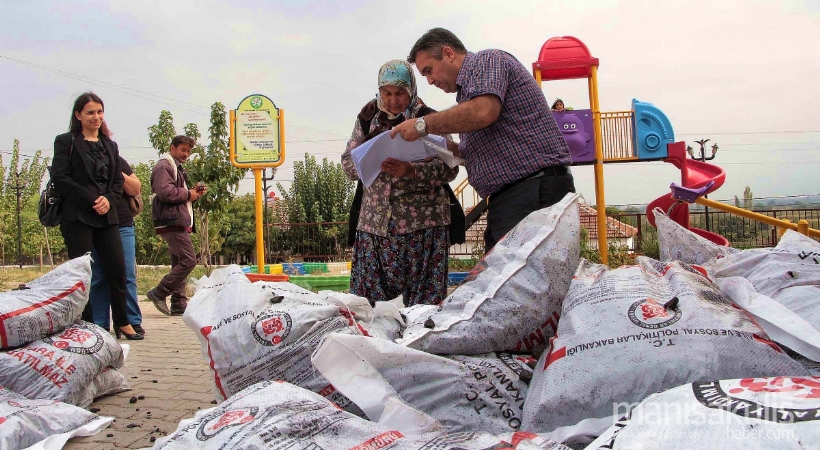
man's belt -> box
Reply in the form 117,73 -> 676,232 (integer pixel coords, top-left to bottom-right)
490,166 -> 568,201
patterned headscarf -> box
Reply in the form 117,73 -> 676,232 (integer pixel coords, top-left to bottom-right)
376,60 -> 423,119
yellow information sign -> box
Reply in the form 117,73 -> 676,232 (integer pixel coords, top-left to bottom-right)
230,94 -> 285,168
229,94 -> 286,274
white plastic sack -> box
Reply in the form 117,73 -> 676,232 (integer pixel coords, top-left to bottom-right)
309,290 -> 404,340
0,320 -> 124,407
0,254 -> 92,349
711,230 -> 820,362
716,276 -> 820,364
0,385 -> 113,450
77,366 -> 131,408
366,299 -> 405,341
497,432 -> 572,450
587,376 -> 820,449
522,257 -> 810,444
654,208 -> 738,265
398,193 -> 580,355
183,266 -> 364,414
313,334 -> 533,435
152,380 -> 568,450
712,230 -> 820,304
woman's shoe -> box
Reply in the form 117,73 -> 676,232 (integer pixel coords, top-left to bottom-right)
132,324 -> 145,335
115,326 -> 144,340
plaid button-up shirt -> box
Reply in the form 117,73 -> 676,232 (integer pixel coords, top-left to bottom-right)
456,50 -> 572,198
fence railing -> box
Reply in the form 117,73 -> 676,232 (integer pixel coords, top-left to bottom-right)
264,221 -> 352,262
600,111 -> 636,161
609,208 -> 820,253
262,219 -> 485,261
259,208 -> 820,262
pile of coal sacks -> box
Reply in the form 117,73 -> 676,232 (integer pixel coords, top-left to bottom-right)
0,254 -> 129,449
155,194 -> 818,449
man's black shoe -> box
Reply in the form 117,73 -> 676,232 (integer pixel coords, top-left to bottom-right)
147,288 -> 172,316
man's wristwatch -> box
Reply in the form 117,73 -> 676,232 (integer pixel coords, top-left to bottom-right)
414,117 -> 428,137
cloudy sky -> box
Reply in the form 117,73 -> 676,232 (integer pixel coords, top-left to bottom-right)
2,0 -> 819,207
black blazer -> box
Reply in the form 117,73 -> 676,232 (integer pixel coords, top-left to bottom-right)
52,132 -> 124,226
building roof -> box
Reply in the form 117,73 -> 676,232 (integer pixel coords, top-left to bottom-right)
461,202 -> 638,242
578,203 -> 638,239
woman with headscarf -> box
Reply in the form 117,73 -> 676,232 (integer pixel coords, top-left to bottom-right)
342,60 -> 458,306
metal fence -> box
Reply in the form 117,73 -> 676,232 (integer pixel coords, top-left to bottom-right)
263,220 -> 486,261
261,208 -> 820,262
264,221 -> 352,262
609,208 -> 820,253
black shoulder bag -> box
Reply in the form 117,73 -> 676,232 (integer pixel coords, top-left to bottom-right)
38,141 -> 73,227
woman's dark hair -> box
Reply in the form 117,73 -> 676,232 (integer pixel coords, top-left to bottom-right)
69,92 -> 111,137
408,28 -> 467,63
551,99 -> 564,110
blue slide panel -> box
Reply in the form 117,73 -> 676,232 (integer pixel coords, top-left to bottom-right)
632,99 -> 674,160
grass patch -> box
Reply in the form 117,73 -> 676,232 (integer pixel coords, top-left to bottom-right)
0,265 -> 211,299
0,267 -> 49,292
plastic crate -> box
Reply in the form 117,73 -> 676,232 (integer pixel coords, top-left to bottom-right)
289,275 -> 350,293
246,273 -> 290,283
327,262 -> 350,274
303,263 -> 329,274
283,263 -> 306,275
448,272 -> 469,286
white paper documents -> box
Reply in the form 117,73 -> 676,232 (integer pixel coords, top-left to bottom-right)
350,132 -> 465,187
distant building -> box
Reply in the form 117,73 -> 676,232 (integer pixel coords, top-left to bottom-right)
450,200 -> 638,257
578,201 -> 638,249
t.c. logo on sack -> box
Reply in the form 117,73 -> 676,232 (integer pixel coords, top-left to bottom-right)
6,400 -> 33,410
627,298 -> 681,329
42,322 -> 104,355
196,407 -> 259,441
251,311 -> 292,346
729,377 -> 820,400
693,378 -> 820,423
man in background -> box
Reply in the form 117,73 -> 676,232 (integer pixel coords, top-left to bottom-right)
146,135 -> 206,316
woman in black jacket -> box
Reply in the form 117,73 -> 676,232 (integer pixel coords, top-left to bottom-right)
52,92 -> 143,340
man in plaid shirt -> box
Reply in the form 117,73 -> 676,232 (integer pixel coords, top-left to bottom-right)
391,28 -> 575,251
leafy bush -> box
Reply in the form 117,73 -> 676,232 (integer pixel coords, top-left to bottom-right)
448,257 -> 479,272
640,227 -> 660,260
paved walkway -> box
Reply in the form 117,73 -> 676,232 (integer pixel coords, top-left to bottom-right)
65,299 -> 213,450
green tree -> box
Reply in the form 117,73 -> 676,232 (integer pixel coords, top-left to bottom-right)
132,161 -> 167,265
605,206 -> 623,216
220,193 -> 257,263
185,103 -> 247,272
275,153 -> 355,259
277,153 -> 354,223
0,140 -> 52,265
743,186 -> 754,210
148,110 -> 176,155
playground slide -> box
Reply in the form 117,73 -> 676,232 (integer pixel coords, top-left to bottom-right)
646,142 -> 730,246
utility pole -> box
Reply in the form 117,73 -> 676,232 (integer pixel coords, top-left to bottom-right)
687,139 -> 719,232
10,171 -> 26,269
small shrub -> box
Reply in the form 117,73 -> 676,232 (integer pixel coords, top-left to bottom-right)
640,230 -> 660,260
448,257 -> 479,272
